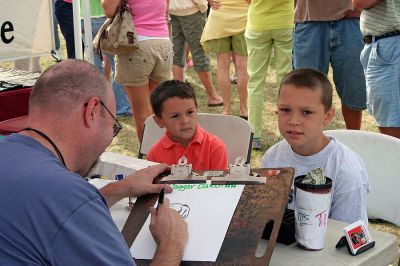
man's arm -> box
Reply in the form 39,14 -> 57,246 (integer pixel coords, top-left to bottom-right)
352,0 -> 382,10
149,198 -> 188,265
100,164 -> 172,207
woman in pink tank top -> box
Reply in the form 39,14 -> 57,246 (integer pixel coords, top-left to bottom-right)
102,0 -> 172,143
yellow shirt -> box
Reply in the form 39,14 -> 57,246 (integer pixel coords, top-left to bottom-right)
247,0 -> 294,31
201,0 -> 248,44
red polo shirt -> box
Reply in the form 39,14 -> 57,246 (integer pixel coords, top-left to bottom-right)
147,126 -> 228,171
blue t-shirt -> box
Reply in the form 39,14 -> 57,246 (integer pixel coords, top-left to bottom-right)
0,134 -> 135,265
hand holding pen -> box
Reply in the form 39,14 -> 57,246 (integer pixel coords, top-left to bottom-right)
149,188 -> 188,263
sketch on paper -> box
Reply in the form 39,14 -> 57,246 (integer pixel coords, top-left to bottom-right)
170,203 -> 190,219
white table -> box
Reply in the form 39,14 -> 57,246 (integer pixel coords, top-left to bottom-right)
259,219 -> 398,266
110,199 -> 398,266
88,151 -> 157,179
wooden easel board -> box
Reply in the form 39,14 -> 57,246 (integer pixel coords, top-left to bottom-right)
122,167 -> 294,266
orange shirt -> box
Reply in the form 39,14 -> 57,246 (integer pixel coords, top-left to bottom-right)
147,126 -> 228,171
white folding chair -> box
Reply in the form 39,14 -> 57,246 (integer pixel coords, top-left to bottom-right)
325,129 -> 400,226
139,113 -> 253,164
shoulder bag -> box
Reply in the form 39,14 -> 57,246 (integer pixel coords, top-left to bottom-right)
93,0 -> 138,55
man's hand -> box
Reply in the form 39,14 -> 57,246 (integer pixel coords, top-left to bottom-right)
120,164 -> 172,198
149,198 -> 188,265
100,164 -> 172,207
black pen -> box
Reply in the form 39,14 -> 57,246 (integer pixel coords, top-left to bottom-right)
157,188 -> 165,209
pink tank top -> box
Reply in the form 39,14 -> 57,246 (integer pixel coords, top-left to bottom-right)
128,0 -> 169,37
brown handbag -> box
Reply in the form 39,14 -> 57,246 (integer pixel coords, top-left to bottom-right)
93,0 -> 138,55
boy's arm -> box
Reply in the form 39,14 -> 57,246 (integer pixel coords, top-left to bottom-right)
329,166 -> 370,225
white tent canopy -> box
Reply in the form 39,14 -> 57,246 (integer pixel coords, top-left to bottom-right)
0,0 -> 54,61
0,0 -> 93,63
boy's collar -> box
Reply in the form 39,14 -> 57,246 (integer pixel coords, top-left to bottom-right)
162,125 -> 205,148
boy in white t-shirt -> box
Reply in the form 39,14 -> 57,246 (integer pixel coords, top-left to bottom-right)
262,68 -> 370,225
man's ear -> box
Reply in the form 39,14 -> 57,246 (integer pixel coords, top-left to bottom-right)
153,115 -> 165,129
323,107 -> 335,127
83,97 -> 101,128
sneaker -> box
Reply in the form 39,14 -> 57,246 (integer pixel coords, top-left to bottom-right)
52,49 -> 62,62
252,138 -> 262,150
230,74 -> 237,84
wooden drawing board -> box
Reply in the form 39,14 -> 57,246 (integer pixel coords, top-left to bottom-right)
121,167 -> 294,266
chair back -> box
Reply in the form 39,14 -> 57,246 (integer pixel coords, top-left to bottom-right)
139,113 -> 253,164
325,129 -> 400,226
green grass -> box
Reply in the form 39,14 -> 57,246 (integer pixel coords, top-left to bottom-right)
1,49 -> 398,260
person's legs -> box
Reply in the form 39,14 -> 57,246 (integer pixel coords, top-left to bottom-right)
170,15 -> 186,80
233,54 -> 248,117
216,53 -> 232,114
292,22 -> 330,74
272,28 -> 293,88
109,54 -> 132,116
52,0 -> 61,61
54,0 -> 75,58
245,29 -> 273,141
360,36 -> 400,138
231,33 -> 248,117
181,12 -> 222,105
124,84 -> 152,142
330,18 -> 366,130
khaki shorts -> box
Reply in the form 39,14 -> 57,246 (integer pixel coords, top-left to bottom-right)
115,39 -> 173,86
203,32 -> 248,56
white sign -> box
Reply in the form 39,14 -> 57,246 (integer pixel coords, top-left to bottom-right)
0,0 -> 54,61
131,183 -> 244,262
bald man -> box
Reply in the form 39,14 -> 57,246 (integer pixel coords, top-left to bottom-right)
0,59 -> 188,265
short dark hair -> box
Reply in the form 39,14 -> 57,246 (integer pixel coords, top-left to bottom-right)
279,68 -> 333,111
151,80 -> 197,117
29,59 -> 109,116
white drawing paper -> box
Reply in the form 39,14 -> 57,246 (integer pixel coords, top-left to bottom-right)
130,183 -> 244,261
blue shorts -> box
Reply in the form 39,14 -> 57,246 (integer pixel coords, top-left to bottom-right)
293,18 -> 367,110
360,35 -> 400,127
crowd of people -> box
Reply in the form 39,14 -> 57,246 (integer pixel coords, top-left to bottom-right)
49,0 -> 399,147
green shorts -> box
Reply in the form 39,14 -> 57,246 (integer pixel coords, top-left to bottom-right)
203,32 -> 247,56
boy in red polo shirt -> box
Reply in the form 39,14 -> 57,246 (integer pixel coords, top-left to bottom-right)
147,80 -> 228,170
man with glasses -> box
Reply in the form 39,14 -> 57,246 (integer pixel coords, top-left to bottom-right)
0,59 -> 188,265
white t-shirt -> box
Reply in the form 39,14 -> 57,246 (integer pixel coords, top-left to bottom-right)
262,136 -> 370,225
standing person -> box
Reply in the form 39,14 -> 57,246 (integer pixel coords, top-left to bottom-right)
201,0 -> 249,118
102,0 -> 173,142
81,0 -> 131,117
55,0 -> 76,58
245,0 -> 294,149
169,0 -> 223,107
292,0 -> 367,130
353,0 -> 400,138
0,59 -> 188,265
262,68 -> 370,225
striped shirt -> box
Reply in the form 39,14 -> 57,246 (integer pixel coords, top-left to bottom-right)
360,0 -> 400,36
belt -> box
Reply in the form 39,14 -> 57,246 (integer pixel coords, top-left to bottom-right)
363,30 -> 400,44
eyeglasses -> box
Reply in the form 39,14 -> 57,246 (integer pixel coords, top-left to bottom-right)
84,101 -> 123,137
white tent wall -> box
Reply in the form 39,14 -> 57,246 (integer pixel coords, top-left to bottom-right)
0,0 -> 94,63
